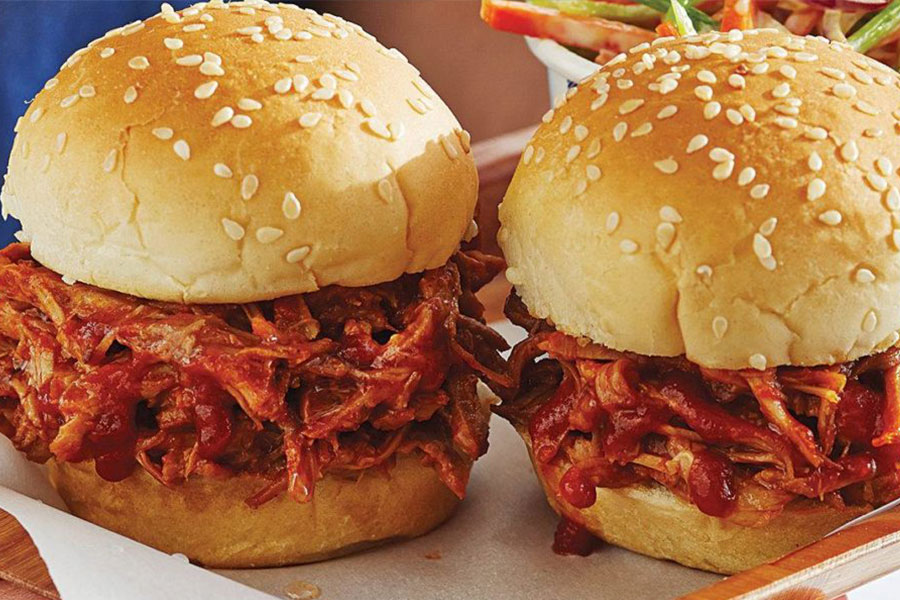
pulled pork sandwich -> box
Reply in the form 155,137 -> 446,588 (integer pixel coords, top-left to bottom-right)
0,0 -> 507,568
497,28 -> 900,574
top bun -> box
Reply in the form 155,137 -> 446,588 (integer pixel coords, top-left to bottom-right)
500,29 -> 900,370
2,0 -> 476,304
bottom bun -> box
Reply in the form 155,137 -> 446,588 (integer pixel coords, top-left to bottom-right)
520,432 -> 865,574
49,454 -> 460,568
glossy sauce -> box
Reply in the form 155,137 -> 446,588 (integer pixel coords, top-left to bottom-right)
688,449 -> 737,518
552,517 -> 598,556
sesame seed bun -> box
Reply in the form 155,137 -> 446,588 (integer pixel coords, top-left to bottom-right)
48,454 -> 459,568
518,430 -> 864,575
499,29 -> 900,370
2,0 -> 475,303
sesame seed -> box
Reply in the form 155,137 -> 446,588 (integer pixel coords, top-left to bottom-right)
794,52 -> 818,62
804,127 -> 828,141
728,74 -> 745,89
821,67 -> 846,80
535,148 -> 545,163
200,62 -> 225,77
213,163 -> 232,178
102,149 -> 117,172
123,86 -> 138,104
751,62 -> 770,75
686,134 -> 708,154
586,165 -> 601,181
697,70 -> 716,84
867,172 -> 888,192
376,179 -> 393,203
779,65 -> 797,79
818,210 -> 843,225
295,55 -> 317,64
856,268 -> 876,283
236,26 -> 263,35
840,140 -> 859,162
774,116 -> 798,129
59,94 -> 78,109
694,85 -> 713,101
620,239 -> 639,254
807,152 -> 823,172
559,116 -> 573,134
660,205 -> 682,223
883,187 -> 900,212
750,183 -> 770,199
100,47 -> 115,58
862,311 -> 878,333
807,178 -> 826,201
726,109 -> 744,126
739,104 -> 756,122
183,24 -> 205,32
631,122 -> 653,138
163,38 -> 183,50
128,56 -> 150,70
852,70 -> 874,85
619,99 -> 644,115
286,246 -> 311,264
657,105 -> 677,119
709,147 -> 734,162
738,167 -> 756,186
55,132 -> 67,154
522,145 -> 534,165
221,219 -> 245,241
152,127 -> 174,140
656,222 -> 676,250
606,212 -> 620,233
759,217 -> 778,236
565,145 -> 581,164
703,102 -> 721,120
211,106 -> 234,127
441,136 -> 459,159
713,161 -> 735,181
855,101 -> 880,116
658,78 -> 678,94
274,78 -> 292,94
237,98 -> 262,111
364,118 -> 391,139
712,316 -> 728,339
231,114 -> 252,128
44,78 -> 59,90
749,354 -> 767,370
320,74 -> 338,90
586,139 -> 601,159
194,81 -> 218,99
311,88 -> 336,101
175,55 -> 203,67
772,82 -> 791,98
29,107 -> 44,123
877,157 -> 893,177
613,122 -> 628,142
833,83 -> 856,99
173,139 -> 190,160
408,98 -> 429,115
572,125 -> 589,142
256,227 -> 283,244
654,157 -> 678,174
892,229 -> 900,250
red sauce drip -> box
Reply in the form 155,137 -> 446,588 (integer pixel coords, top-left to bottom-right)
191,382 -> 234,460
559,467 -> 597,509
530,377 -> 577,463
94,447 -> 136,482
688,449 -> 737,518
836,381 -> 884,444
552,518 -> 598,556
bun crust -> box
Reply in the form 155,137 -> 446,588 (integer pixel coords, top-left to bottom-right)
49,455 -> 460,568
3,2 -> 476,303
500,30 -> 900,369
519,431 -> 863,574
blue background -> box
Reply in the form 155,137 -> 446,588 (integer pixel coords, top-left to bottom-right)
0,0 -> 192,245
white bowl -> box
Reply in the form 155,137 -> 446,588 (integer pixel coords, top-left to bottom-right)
525,36 -> 601,103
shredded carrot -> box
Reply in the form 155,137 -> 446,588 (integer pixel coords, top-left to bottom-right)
656,21 -> 679,36
721,0 -> 755,31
